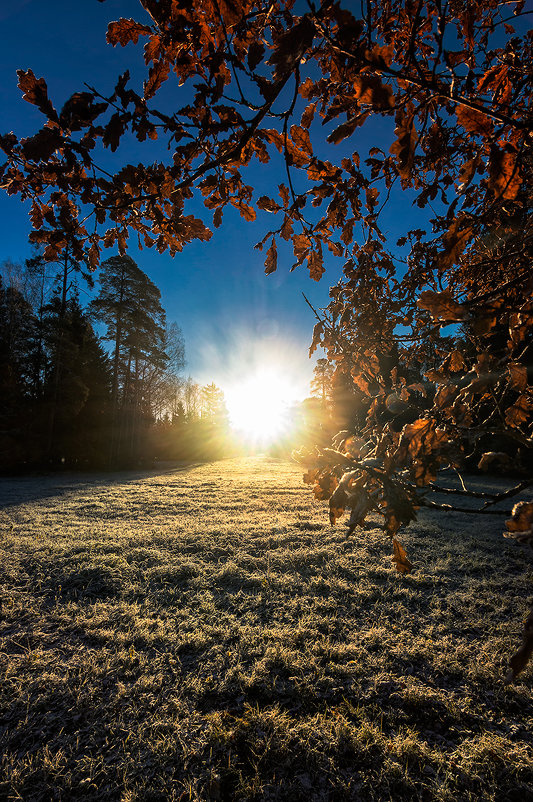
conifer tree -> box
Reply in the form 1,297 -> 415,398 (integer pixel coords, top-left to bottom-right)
90,254 -> 168,461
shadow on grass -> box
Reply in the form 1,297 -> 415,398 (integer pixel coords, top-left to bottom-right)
0,461 -> 206,510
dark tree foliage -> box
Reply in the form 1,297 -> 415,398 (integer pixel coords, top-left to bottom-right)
0,277 -> 113,468
310,357 -> 334,405
0,276 -> 40,465
0,258 -> 188,469
90,254 -> 168,463
1,0 -> 532,676
41,292 -> 113,465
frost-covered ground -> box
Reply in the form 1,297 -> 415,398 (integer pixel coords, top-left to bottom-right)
0,457 -> 532,801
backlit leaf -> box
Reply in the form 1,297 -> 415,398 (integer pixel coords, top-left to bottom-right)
417,291 -> 466,322
488,145 -> 521,200
455,104 -> 493,137
505,395 -> 530,427
107,18 -> 152,46
144,60 -> 170,99
307,250 -> 324,281
392,538 -> 413,574
508,363 -> 528,391
17,69 -> 58,121
290,124 -> 312,156
264,238 -> 277,274
301,102 -> 316,130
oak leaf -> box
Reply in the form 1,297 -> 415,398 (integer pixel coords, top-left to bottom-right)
107,18 -> 152,47
303,469 -> 319,484
477,65 -> 512,107
504,502 -> 533,552
231,199 -> 256,221
257,196 -> 281,213
301,102 -> 316,129
144,60 -> 170,99
364,44 -> 394,69
307,250 -> 324,281
313,472 -> 337,501
504,395 -> 530,427
389,112 -> 416,181
60,92 -> 107,131
247,41 -> 265,72
309,321 -> 324,357
353,75 -> 395,109
103,112 -> 127,152
457,156 -> 480,191
0,133 -> 17,155
217,0 -> 246,27
439,218 -> 474,268
329,482 -> 348,524
290,124 -> 312,156
88,242 -> 101,269
488,145 -> 521,200
505,501 -> 533,533
17,69 -> 58,121
417,291 -> 466,322
21,128 -> 63,162
478,452 -> 512,472
448,350 -> 466,372
392,538 -> 413,574
347,489 -> 373,534
434,385 -> 458,409
264,239 -> 277,275
455,105 -> 493,137
328,114 -> 369,145
508,363 -> 528,391
213,208 -> 223,228
268,17 -> 316,79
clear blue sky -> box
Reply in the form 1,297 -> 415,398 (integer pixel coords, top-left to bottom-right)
0,0 -> 409,397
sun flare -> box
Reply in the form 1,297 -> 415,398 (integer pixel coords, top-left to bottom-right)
224,369 -> 299,444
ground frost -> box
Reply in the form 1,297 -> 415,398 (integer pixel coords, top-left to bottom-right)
0,457 -> 531,801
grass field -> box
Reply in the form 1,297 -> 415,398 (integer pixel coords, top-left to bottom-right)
0,456 -> 532,801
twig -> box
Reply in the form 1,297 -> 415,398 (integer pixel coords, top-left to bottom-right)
419,499 -> 509,515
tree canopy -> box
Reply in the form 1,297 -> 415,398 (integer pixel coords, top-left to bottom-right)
1,0 -> 532,678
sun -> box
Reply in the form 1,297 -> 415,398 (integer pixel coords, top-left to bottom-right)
224,369 -> 299,444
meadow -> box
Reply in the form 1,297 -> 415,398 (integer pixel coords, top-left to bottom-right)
0,457 -> 531,801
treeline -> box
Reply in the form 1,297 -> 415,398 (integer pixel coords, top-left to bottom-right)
0,253 -> 234,472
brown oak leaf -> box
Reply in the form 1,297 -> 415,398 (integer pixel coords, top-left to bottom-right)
107,19 -> 152,47
392,538 -> 413,574
264,239 -> 277,275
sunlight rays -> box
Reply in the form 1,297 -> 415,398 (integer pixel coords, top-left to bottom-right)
195,329 -> 310,446
224,368 -> 301,445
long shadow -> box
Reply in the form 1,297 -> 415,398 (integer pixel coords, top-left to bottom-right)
0,461 -> 207,509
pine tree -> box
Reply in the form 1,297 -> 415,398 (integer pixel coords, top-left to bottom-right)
310,359 -> 335,405
0,275 -> 40,467
90,255 -> 169,463
41,293 -> 111,465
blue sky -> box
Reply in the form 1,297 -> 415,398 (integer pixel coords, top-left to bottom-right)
0,0 -> 410,398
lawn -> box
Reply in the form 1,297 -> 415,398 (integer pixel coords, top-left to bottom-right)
0,457 -> 532,801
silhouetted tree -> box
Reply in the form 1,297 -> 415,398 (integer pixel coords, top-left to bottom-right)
41,292 -> 111,465
310,358 -> 335,405
91,255 -> 168,462
0,275 -> 40,467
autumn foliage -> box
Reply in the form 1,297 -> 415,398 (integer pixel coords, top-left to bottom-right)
1,0 -> 532,678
